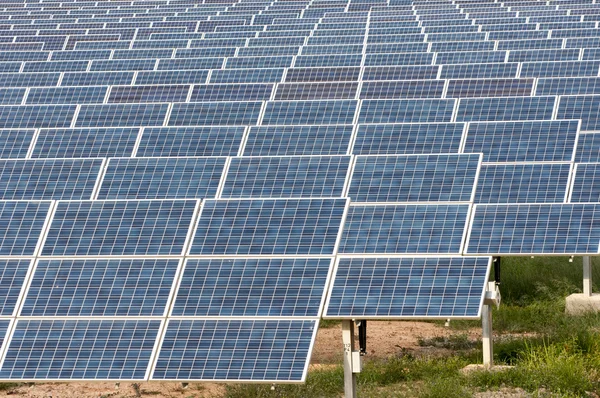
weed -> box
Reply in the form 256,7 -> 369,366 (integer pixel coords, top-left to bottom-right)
417,334 -> 477,350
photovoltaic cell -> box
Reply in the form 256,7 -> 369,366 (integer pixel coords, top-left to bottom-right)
285,67 -> 361,83
575,133 -> 600,162
0,89 -> 25,105
0,259 -> 31,316
190,198 -> 347,256
475,163 -> 571,204
21,259 -> 179,316
275,82 -> 359,100
172,258 -> 332,317
190,84 -> 274,102
348,154 -> 480,203
152,319 -> 316,381
42,200 -> 197,256
446,79 -> 534,98
221,156 -> 351,198
466,204 -> 600,255
137,126 -> 244,157
440,63 -> 519,79
108,85 -> 189,103
536,77 -> 600,96
464,120 -> 579,162
339,204 -> 470,254
360,80 -> 445,99
98,157 -> 226,199
243,125 -> 353,156
358,99 -> 455,124
0,159 -> 103,200
353,123 -> 463,155
0,319 -> 161,380
325,257 -> 490,318
0,201 -> 51,256
26,86 -> 108,105
32,128 -> 139,158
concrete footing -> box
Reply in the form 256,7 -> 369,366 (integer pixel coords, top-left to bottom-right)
565,293 -> 600,315
460,364 -> 513,374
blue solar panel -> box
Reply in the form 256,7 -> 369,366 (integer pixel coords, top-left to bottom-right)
226,56 -> 293,69
365,52 -> 434,66
168,102 -> 262,126
464,120 -> 579,162
285,67 -> 361,83
42,200 -> 197,256
557,95 -> 600,131
210,68 -> 284,84
0,259 -> 30,316
466,204 -> 600,255
456,96 -> 556,122
325,257 -> 490,318
440,63 -> 519,79
262,100 -> 357,125
0,159 -> 102,200
446,79 -> 534,98
108,85 -> 189,103
172,258 -> 331,317
359,99 -> 455,124
508,48 -> 580,63
157,57 -> 224,70
0,201 -> 51,256
349,154 -> 480,203
222,156 -> 350,198
436,51 -> 506,65
353,123 -> 464,155
0,105 -> 76,129
0,129 -> 35,158
0,320 -> 161,380
360,80 -> 445,99
32,128 -> 138,158
75,104 -> 169,128
362,66 -> 439,81
537,77 -> 600,96
339,204 -> 470,254
294,54 -> 363,68
570,163 -> 600,203
26,86 -> 108,105
137,126 -> 243,157
98,157 -> 225,200
152,319 -> 316,382
476,163 -> 571,204
62,71 -> 134,86
134,70 -> 209,85
21,259 -> 179,316
275,82 -> 359,100
575,133 -> 600,162
0,89 -> 25,105
191,84 -> 274,102
244,125 -> 353,156
190,198 -> 347,256
520,61 -> 600,78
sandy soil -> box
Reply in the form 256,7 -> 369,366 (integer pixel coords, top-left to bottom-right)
0,321 -> 480,398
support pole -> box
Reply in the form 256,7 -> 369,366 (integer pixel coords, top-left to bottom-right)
482,303 -> 493,367
583,256 -> 592,297
342,320 -> 357,398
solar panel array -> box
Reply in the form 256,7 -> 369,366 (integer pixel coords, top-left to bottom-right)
0,0 -> 598,383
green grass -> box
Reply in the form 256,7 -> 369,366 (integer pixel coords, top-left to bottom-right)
224,257 -> 600,397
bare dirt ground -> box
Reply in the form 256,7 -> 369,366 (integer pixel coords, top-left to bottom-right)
0,321 -> 482,398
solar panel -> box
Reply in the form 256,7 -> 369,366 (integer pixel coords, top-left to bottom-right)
189,198 -> 347,256
172,258 -> 332,317
41,200 -> 197,256
0,159 -> 103,200
275,82 -> 359,100
359,99 -> 455,124
210,68 -> 284,84
22,258 -> 179,316
0,105 -> 76,129
456,96 -> 556,122
446,79 -> 534,98
262,100 -> 357,125
222,155 -> 350,198
476,163 -> 571,204
353,123 -> 464,155
0,259 -> 30,316
575,133 -> 600,162
108,85 -> 190,103
0,201 -> 51,256
520,61 -> 600,78
62,71 -> 134,86
191,83 -> 274,102
348,153 -> 480,203
324,256 -> 491,319
362,66 -> 439,81
440,63 -> 519,79
536,77 -> 600,96
168,102 -> 262,126
0,319 -> 161,380
339,204 -> 470,254
0,129 -> 35,158
466,204 -> 600,255
570,163 -> 600,202
464,120 -> 579,162
75,104 -> 169,128
557,95 -> 600,131
360,80 -> 445,99
137,126 -> 243,157
285,67 -> 361,82
152,319 -> 316,381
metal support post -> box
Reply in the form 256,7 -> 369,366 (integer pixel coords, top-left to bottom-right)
583,256 -> 592,297
342,320 -> 357,398
482,302 -> 493,367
